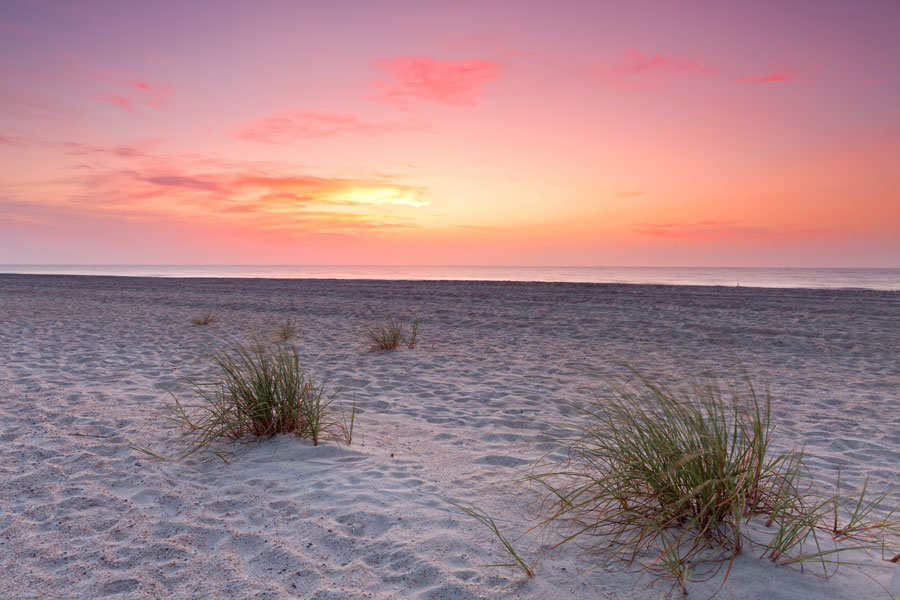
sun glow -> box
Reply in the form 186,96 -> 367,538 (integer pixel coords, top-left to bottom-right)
334,186 -> 430,208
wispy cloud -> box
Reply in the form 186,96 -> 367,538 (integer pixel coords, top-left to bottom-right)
633,220 -> 825,240
131,81 -> 173,109
236,110 -> 426,143
232,174 -> 429,207
92,93 -> 135,113
597,49 -> 712,89
371,56 -> 499,107
91,79 -> 174,113
60,139 -> 166,158
614,49 -> 711,77
1,143 -> 430,237
0,86 -> 76,122
0,21 -> 33,36
634,220 -> 768,240
145,175 -> 224,191
616,191 -> 644,198
0,129 -> 31,146
740,70 -> 792,83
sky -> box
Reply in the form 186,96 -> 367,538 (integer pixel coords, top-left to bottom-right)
1,0 -> 898,267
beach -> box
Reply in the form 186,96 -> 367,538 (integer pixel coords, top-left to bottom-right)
1,274 -> 898,599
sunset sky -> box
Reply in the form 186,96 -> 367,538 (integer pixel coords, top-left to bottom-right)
1,0 -> 898,267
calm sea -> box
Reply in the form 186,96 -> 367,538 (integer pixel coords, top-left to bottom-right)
1,265 -> 898,290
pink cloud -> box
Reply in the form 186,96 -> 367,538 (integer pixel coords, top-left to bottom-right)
131,81 -> 174,109
236,110 -> 426,143
92,93 -> 135,113
62,55 -> 175,113
145,175 -> 223,192
371,56 -> 499,107
0,129 -> 30,146
90,79 -> 174,113
0,86 -> 75,122
60,139 -> 166,158
614,49 -> 711,76
597,49 -> 712,90
740,70 -> 792,83
0,21 -> 33,36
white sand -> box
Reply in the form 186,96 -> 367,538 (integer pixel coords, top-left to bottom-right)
1,275 -> 898,599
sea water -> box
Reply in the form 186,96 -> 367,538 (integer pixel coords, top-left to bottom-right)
2,265 -> 898,290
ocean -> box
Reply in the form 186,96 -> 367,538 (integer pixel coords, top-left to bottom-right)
1,265 -> 898,290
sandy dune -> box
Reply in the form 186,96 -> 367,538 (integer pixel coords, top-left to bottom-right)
1,275 -> 898,599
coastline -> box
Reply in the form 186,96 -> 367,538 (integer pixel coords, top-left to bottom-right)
1,270 -> 899,294
1,265 -> 898,291
1,275 -> 898,599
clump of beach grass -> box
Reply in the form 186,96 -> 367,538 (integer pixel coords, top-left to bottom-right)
529,371 -> 899,594
169,340 -> 352,460
365,318 -> 406,350
278,318 -> 298,340
364,315 -> 423,350
192,311 -> 214,326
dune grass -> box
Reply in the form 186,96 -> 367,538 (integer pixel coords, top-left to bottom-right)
278,318 -> 298,340
365,318 -> 406,350
169,340 -> 351,460
529,371 -> 899,594
364,315 -> 423,350
407,314 -> 420,349
192,311 -> 214,326
444,498 -> 535,578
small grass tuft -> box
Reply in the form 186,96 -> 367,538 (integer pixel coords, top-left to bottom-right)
192,311 -> 214,326
169,340 -> 350,459
364,315 -> 423,351
340,399 -> 357,445
365,318 -> 405,350
278,318 -> 298,340
407,314 -> 420,349
529,370 -> 899,594
444,498 -> 535,578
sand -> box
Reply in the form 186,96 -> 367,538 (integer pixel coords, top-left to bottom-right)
1,274 -> 898,599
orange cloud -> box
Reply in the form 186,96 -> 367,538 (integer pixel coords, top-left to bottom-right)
236,110 -> 426,143
371,56 -> 499,107
740,70 -> 792,83
232,174 -> 429,207
2,144 -> 430,238
145,175 -> 224,191
633,220 -> 826,240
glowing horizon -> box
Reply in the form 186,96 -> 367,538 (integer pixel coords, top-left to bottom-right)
1,1 -> 898,267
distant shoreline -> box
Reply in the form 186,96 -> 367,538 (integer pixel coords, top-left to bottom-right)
0,271 -> 898,294
1,265 -> 898,291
